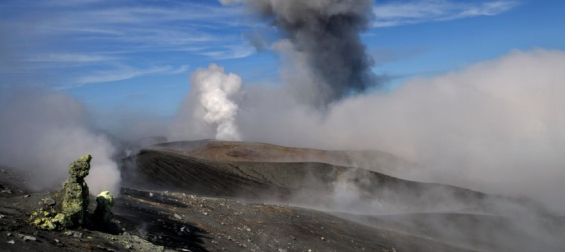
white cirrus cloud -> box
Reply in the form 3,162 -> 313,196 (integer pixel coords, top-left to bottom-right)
72,64 -> 189,86
26,53 -> 118,63
198,46 -> 255,60
373,0 -> 521,27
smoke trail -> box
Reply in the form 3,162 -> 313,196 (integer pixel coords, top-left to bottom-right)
171,64 -> 242,141
222,0 -> 378,108
0,91 -> 121,195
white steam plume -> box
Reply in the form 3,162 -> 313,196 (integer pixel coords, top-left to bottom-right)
0,91 -> 121,195
171,64 -> 242,141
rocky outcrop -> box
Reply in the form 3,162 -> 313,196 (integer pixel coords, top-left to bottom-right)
30,154 -> 114,231
29,155 -> 92,230
61,154 -> 92,228
92,191 -> 114,226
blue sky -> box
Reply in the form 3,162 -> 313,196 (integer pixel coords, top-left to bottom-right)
1,0 -> 564,116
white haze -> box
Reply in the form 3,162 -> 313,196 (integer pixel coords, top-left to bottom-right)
171,64 -> 242,141
232,49 -> 565,213
2,48 -> 562,215
0,91 -> 121,195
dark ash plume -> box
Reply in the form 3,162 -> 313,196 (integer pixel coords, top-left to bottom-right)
228,0 -> 378,108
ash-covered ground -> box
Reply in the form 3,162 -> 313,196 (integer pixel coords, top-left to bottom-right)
1,140 -> 564,252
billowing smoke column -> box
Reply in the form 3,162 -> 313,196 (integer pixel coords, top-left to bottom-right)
222,0 -> 377,108
194,64 -> 242,140
172,64 -> 242,141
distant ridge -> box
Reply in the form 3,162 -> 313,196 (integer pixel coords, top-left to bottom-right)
121,140 -> 538,216
147,140 -> 420,177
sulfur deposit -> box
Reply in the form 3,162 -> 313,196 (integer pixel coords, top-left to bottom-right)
61,154 -> 92,227
30,154 -> 104,230
29,207 -> 71,231
92,190 -> 114,226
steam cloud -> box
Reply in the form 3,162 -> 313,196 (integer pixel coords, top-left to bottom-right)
222,0 -> 378,108
171,64 -> 242,141
0,91 -> 121,195
216,0 -> 565,215
236,49 -> 565,213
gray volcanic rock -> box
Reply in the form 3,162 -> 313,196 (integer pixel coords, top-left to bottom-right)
1,141 -> 564,252
122,148 -> 511,215
43,197 -> 56,206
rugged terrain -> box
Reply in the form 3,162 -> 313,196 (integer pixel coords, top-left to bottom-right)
1,140 -> 564,251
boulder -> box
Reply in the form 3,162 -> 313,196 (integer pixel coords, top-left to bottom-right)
92,191 -> 114,225
61,154 -> 91,228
